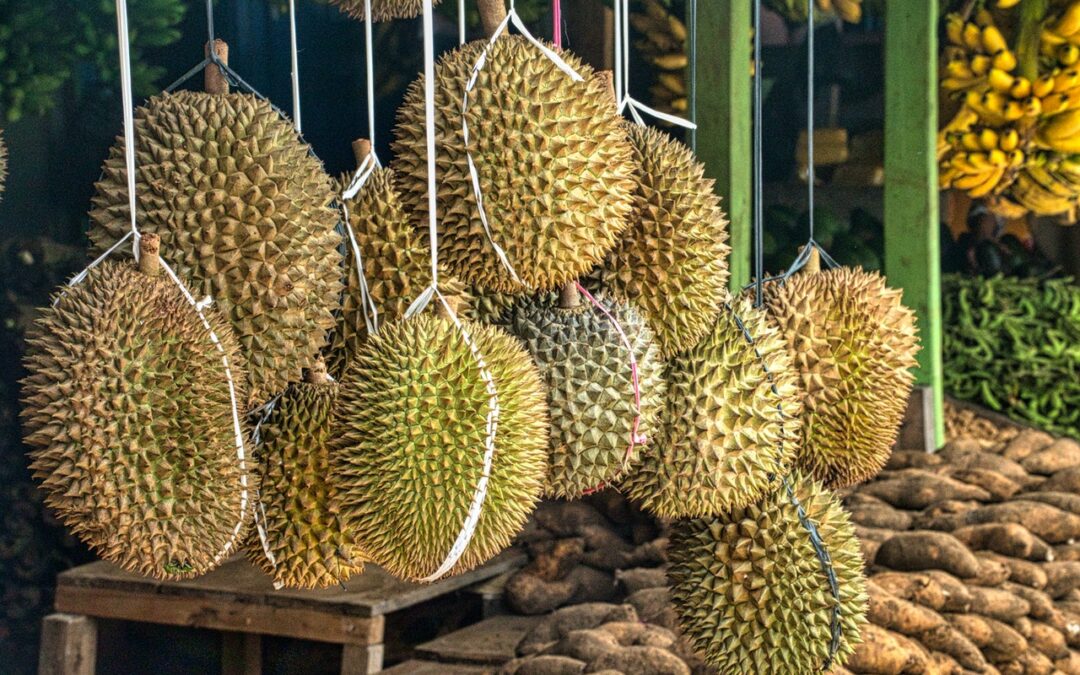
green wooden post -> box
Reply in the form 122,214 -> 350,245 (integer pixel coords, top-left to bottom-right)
884,0 -> 945,448
697,0 -> 751,292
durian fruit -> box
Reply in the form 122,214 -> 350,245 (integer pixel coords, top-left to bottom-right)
392,36 -> 637,294
501,285 -> 666,499
667,471 -> 868,673
329,0 -> 441,21
334,314 -> 549,582
330,140 -> 465,377
599,123 -> 730,358
87,90 -> 343,403
763,262 -> 919,487
622,296 -> 800,519
21,234 -> 251,580
246,360 -> 364,589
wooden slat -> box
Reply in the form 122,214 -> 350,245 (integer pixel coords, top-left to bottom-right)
415,615 -> 540,665
54,586 -> 384,646
884,0 -> 945,447
697,0 -> 752,292
57,550 -> 526,619
38,613 -> 96,675
341,643 -> 384,675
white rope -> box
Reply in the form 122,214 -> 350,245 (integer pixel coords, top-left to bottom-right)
458,0 -> 466,45
613,0 -> 696,130
288,0 -> 302,132
250,394 -> 283,588
116,0 -> 141,262
364,0 -> 377,150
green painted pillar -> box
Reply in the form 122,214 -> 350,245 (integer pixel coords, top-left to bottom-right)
884,0 -> 945,448
697,0 -> 751,292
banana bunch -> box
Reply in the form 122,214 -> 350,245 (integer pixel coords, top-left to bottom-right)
765,0 -> 864,24
938,1 -> 1080,218
632,0 -> 689,118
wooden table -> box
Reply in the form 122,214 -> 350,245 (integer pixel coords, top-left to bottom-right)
39,551 -> 525,675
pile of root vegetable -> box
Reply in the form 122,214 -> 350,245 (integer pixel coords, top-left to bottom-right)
496,418 -> 1080,675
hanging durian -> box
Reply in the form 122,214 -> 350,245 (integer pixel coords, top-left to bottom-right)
329,139 -> 465,377
246,360 -> 364,589
392,36 -> 637,294
763,257 -> 919,487
334,314 -> 549,582
622,296 -> 800,519
87,84 -> 342,404
329,0 -> 441,21
501,284 -> 666,499
21,235 -> 251,580
667,471 -> 868,673
599,123 -> 730,357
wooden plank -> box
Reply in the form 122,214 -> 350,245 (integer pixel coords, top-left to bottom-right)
221,633 -> 262,675
415,615 -> 540,665
38,613 -> 96,675
380,660 -> 493,675
341,643 -> 384,675
54,586 -> 384,645
884,0 -> 945,448
697,0 -> 752,291
58,550 -> 526,618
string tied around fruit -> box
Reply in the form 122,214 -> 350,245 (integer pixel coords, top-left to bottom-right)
612,0 -> 696,129
57,0 -> 251,570
458,0 -> 584,287
398,0 -> 505,584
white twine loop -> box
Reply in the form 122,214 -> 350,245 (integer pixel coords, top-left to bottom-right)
456,4 -> 584,288
408,0 -> 502,583
250,394 -> 283,588
613,0 -> 696,130
288,0 -> 302,132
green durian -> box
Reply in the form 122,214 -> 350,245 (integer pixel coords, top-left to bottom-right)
246,362 -> 364,589
88,90 -> 343,403
668,471 -> 868,673
502,286 -> 665,498
392,36 -> 637,294
622,296 -> 800,518
21,236 -> 251,580
599,124 -> 730,357
763,264 -> 919,487
334,314 -> 549,582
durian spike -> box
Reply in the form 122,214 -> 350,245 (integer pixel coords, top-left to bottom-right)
559,281 -> 582,309
804,246 -> 822,275
304,358 -> 331,384
477,0 -> 508,37
204,39 -> 230,96
137,233 -> 162,277
438,295 -> 464,318
352,138 -> 372,166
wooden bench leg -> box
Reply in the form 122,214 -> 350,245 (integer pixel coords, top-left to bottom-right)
39,613 -> 96,675
221,633 -> 262,675
341,643 -> 383,675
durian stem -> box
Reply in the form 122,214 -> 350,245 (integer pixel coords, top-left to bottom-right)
138,234 -> 162,277
803,246 -> 821,275
204,39 -> 230,95
559,281 -> 582,309
352,138 -> 372,167
304,358 -> 331,384
477,0 -> 508,37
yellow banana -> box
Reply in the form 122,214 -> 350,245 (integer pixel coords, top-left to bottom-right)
974,9 -> 993,28
971,54 -> 992,76
1041,107 -> 1080,140
1055,68 -> 1080,92
651,53 -> 688,69
946,15 -> 965,47
992,50 -> 1018,72
1010,77 -> 1032,99
1062,44 -> 1080,66
1054,2 -> 1080,38
970,166 -> 1006,198
1027,165 -> 1075,197
1044,29 -> 1068,48
982,25 -> 1008,54
1034,74 -> 1057,98
1014,173 -> 1075,214
979,128 -> 1000,151
997,0 -> 1021,7
1000,128 -> 1020,151
988,69 -> 1015,93
964,23 -> 985,52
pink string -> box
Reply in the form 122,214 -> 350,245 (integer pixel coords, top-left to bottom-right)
552,0 -> 562,49
576,282 -> 644,495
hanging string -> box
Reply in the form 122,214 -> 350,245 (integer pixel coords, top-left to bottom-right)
688,0 -> 698,151
288,0 -> 302,132
807,0 -> 815,242
753,0 -> 764,307
249,393 -> 283,586
552,0 -> 562,49
613,0 -> 696,129
459,0 -> 467,45
452,2 -> 583,288
400,0 -> 503,584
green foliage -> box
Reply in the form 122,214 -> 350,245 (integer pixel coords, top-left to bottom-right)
943,274 -> 1080,437
0,0 -> 185,122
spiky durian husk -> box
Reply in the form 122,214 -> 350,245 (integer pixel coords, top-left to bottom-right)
87,91 -> 343,403
329,167 -> 465,377
21,260 -> 251,580
622,297 -> 800,518
329,0 -> 441,21
462,285 -> 520,324
246,380 -> 363,589
334,315 -> 549,582
599,124 -> 730,357
502,292 -> 666,499
391,36 -> 637,294
763,267 -> 919,487
668,471 -> 868,673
